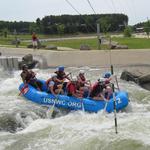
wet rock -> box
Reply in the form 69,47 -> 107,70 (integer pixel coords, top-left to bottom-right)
110,44 -> 116,49
27,44 -> 46,49
121,70 -> 150,91
19,54 -> 39,69
80,44 -> 91,50
110,44 -> 128,49
45,45 -> 57,50
27,44 -> 33,48
115,45 -> 128,49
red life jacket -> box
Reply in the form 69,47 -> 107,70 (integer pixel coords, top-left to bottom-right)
67,82 -> 77,96
32,34 -> 37,41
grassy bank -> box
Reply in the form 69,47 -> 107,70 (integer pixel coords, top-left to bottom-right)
113,37 -> 150,49
0,34 -> 150,50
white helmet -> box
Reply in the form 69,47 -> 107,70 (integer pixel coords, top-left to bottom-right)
72,76 -> 77,82
79,70 -> 85,74
98,78 -> 105,82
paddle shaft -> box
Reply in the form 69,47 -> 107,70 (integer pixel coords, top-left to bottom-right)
48,82 -> 64,118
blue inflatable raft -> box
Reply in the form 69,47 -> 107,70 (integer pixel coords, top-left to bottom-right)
19,80 -> 129,113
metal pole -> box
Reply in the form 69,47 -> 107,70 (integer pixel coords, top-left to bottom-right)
111,65 -> 118,134
97,23 -> 101,50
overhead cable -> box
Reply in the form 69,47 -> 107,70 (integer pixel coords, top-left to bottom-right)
86,0 -> 96,14
65,0 -> 81,15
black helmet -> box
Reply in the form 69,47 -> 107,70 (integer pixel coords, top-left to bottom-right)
22,64 -> 28,70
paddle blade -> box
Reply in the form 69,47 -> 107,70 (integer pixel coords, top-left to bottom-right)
46,103 -> 55,119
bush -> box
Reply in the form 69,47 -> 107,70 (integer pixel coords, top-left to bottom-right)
124,26 -> 132,37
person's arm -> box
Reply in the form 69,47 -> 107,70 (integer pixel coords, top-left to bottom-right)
77,76 -> 85,84
30,70 -> 36,78
56,78 -> 64,83
72,91 -> 82,98
49,81 -> 56,97
64,73 -> 71,80
21,73 -> 26,84
50,86 -> 56,97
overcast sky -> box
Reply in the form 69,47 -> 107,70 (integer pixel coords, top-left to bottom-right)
0,0 -> 149,25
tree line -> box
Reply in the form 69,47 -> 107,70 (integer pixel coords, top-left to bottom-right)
0,14 -> 128,36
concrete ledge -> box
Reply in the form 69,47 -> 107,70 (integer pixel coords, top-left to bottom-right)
0,47 -> 150,68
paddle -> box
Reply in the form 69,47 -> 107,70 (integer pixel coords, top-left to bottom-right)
46,82 -> 64,118
80,97 -> 85,112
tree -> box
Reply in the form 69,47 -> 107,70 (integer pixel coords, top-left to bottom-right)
57,24 -> 65,35
2,28 -> 9,38
97,17 -> 111,34
29,23 -> 40,34
144,20 -> 150,38
124,26 -> 132,37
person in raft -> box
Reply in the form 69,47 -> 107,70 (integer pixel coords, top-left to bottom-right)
67,76 -> 83,98
20,64 -> 42,91
54,66 -> 71,92
89,78 -> 106,100
46,73 -> 64,97
77,70 -> 91,98
102,72 -> 113,99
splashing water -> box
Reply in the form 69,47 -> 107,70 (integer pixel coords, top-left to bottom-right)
0,67 -> 150,150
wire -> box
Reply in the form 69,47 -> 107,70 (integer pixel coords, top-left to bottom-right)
86,0 -> 96,14
65,0 -> 81,15
110,0 -> 116,12
64,0 -> 97,32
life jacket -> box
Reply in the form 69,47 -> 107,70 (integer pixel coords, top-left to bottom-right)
67,82 -> 77,96
46,80 -> 59,93
104,79 -> 110,85
90,82 -> 104,98
21,70 -> 35,83
32,34 -> 37,41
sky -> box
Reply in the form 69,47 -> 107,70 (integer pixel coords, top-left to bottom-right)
0,0 -> 149,25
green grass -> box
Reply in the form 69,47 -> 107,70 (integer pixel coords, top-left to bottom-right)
44,38 -> 102,49
112,37 -> 150,49
0,34 -> 150,50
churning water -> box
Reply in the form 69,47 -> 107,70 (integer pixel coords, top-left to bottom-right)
0,67 -> 150,150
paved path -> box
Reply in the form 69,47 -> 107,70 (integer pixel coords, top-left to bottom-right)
0,47 -> 150,68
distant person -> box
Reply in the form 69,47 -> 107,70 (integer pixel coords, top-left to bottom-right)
77,70 -> 91,97
32,32 -> 38,49
20,64 -> 42,91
